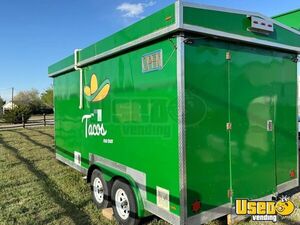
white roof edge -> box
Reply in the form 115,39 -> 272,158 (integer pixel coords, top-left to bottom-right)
183,24 -> 300,53
49,2 -> 300,77
182,1 -> 300,36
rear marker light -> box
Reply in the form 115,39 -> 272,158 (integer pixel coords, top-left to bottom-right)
192,200 -> 201,213
290,170 -> 296,178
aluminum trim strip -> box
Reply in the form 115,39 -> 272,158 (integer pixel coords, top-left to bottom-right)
90,154 -> 147,198
49,3 -> 300,77
78,24 -> 179,67
187,203 -> 232,225
188,193 -> 276,225
183,2 -> 267,18
177,36 -> 187,225
297,56 -> 299,192
254,194 -> 274,202
183,24 -> 300,53
277,179 -> 299,193
48,65 -> 74,77
182,1 -> 300,36
144,201 -> 180,225
271,19 -> 300,36
51,24 -> 300,78
56,153 -> 88,174
49,24 -> 179,77
175,1 -> 179,29
175,0 -> 183,29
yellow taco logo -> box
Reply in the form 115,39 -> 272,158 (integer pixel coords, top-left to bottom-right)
236,196 -> 295,223
84,74 -> 110,102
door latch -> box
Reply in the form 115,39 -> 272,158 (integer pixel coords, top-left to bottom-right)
226,122 -> 232,131
227,189 -> 233,198
267,120 -> 273,132
226,51 -> 231,60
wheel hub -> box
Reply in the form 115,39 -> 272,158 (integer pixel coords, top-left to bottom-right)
115,188 -> 130,220
93,177 -> 104,203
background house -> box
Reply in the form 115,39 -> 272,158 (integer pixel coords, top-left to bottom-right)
2,102 -> 16,114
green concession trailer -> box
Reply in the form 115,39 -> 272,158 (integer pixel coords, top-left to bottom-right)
273,9 -> 300,31
49,2 -> 300,225
273,9 -> 300,114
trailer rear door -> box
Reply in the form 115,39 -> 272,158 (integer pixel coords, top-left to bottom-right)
229,44 -> 277,200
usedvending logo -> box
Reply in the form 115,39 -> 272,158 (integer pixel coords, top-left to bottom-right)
82,74 -> 111,140
236,196 -> 295,223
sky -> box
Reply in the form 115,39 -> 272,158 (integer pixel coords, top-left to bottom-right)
0,0 -> 299,101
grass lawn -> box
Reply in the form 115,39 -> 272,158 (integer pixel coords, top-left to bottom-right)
0,127 -> 299,225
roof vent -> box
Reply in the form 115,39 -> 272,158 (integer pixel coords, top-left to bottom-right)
248,16 -> 274,35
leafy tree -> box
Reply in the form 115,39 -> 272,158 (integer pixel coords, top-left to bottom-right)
41,87 -> 53,108
0,96 -> 5,117
3,105 -> 32,124
14,89 -> 42,114
0,96 -> 5,108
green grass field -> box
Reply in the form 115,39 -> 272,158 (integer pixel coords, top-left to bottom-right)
0,127 -> 299,225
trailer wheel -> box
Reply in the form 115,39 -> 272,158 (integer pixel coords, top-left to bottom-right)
111,180 -> 140,225
91,169 -> 110,208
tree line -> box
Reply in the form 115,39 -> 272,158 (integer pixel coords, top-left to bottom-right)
0,87 -> 53,124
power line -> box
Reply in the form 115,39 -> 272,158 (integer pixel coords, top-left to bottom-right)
11,87 -> 14,109
0,87 -> 16,102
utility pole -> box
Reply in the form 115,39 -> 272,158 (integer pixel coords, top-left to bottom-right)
11,87 -> 14,109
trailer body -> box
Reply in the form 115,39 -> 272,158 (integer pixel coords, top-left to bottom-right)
49,2 -> 300,224
273,9 -> 300,31
274,9 -> 300,115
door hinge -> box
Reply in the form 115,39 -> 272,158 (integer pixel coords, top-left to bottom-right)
226,51 -> 231,60
291,56 -> 300,63
183,38 -> 193,45
227,189 -> 233,198
226,122 -> 232,131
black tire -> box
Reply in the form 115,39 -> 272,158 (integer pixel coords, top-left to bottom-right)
111,180 -> 140,225
91,169 -> 110,208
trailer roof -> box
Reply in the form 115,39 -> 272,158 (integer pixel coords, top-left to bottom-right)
273,9 -> 300,31
273,9 -> 300,19
49,2 -> 300,77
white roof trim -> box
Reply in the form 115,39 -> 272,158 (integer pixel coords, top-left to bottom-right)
183,23 -> 300,53
49,3 -> 300,77
77,24 -> 179,67
183,1 -> 300,36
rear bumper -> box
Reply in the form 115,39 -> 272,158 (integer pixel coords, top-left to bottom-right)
277,178 -> 299,193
